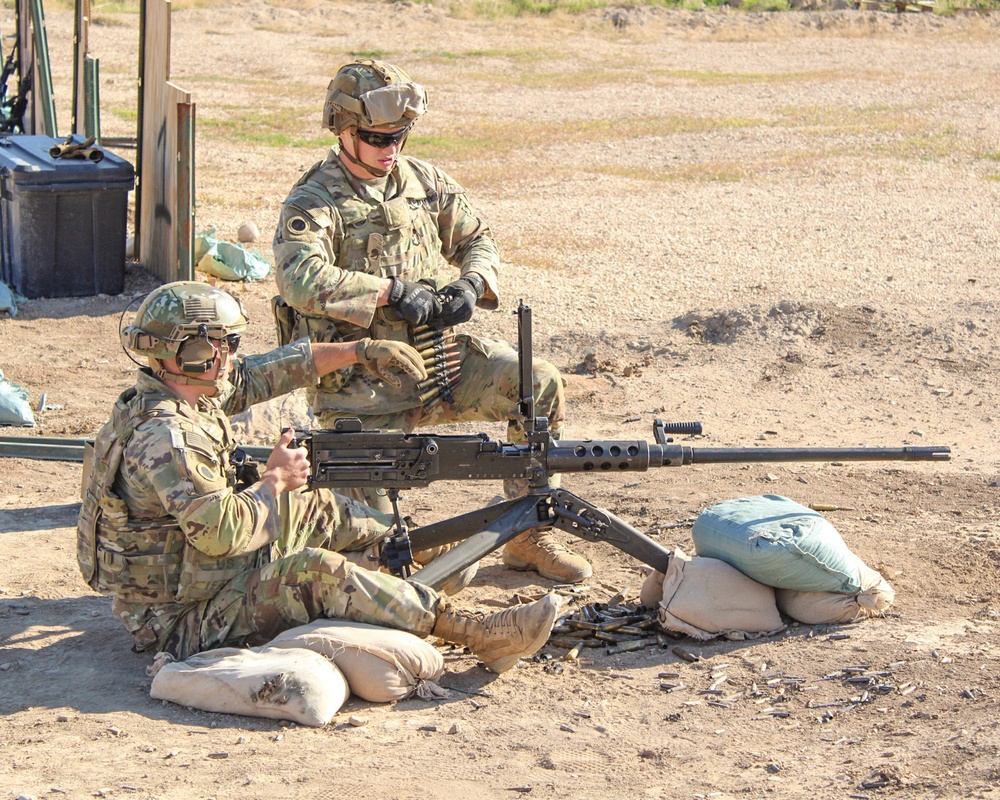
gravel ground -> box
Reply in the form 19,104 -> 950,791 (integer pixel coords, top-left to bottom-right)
1,4 -> 999,799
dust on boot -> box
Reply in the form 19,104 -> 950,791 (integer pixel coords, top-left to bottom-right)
503,529 -> 593,584
431,594 -> 562,674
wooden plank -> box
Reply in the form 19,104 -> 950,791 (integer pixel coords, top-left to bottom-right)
16,0 -> 35,134
173,85 -> 195,281
137,0 -> 193,284
137,0 -> 171,279
27,0 -> 57,136
83,54 -> 100,139
72,0 -> 91,134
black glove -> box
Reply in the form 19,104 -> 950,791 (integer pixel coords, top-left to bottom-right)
431,274 -> 485,329
388,278 -> 441,327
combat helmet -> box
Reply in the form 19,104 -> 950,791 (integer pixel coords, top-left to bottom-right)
121,281 -> 249,384
323,59 -> 427,135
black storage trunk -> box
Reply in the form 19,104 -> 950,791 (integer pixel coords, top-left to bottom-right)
0,134 -> 135,299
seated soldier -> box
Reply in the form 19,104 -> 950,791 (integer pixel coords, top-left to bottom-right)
77,281 -> 559,674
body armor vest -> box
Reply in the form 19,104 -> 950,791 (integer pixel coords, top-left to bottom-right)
77,388 -> 256,605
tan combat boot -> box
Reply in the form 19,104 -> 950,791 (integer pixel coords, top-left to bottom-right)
502,529 -> 593,583
431,594 -> 562,674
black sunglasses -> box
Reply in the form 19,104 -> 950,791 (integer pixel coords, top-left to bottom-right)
224,333 -> 241,353
356,124 -> 412,149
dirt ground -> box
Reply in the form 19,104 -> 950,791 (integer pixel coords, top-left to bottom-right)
2,3 -> 1000,799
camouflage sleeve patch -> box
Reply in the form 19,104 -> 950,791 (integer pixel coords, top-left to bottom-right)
278,203 -> 332,243
169,428 -> 228,496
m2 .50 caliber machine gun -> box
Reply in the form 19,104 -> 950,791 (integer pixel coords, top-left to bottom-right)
297,304 -> 951,591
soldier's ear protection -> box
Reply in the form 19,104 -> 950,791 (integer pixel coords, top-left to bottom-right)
176,324 -> 219,373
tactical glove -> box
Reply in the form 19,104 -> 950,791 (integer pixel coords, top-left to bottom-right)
355,338 -> 428,388
388,278 -> 441,327
431,274 -> 485,329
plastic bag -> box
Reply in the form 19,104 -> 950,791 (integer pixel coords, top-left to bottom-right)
0,368 -> 35,426
195,229 -> 271,282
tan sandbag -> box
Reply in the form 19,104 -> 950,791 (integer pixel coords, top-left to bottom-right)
269,620 -> 446,703
148,646 -> 349,727
639,567 -> 665,609
656,548 -> 785,641
775,556 -> 895,624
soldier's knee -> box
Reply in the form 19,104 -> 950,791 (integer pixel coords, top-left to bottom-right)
302,546 -> 352,579
533,361 -> 566,416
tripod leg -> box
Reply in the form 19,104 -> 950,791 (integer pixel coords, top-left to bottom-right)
406,495 -> 548,590
548,489 -> 673,573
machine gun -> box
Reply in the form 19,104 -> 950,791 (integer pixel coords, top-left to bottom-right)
297,304 -> 950,590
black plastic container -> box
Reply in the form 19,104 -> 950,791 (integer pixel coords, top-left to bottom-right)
0,135 -> 135,298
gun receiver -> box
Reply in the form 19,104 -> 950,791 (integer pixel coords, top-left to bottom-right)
298,304 -> 950,590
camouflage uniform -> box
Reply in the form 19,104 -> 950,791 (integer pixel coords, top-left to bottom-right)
272,149 -> 567,501
77,340 -> 440,660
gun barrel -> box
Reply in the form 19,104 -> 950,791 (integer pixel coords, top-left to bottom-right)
685,446 -> 952,465
546,441 -> 951,473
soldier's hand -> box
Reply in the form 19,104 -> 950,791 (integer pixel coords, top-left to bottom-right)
388,278 -> 441,327
264,428 -> 311,493
356,338 -> 428,389
431,275 -> 484,329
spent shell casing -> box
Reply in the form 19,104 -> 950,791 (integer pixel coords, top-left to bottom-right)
565,641 -> 585,661
606,639 -> 653,656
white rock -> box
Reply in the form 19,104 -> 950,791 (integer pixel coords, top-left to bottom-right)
237,222 -> 260,243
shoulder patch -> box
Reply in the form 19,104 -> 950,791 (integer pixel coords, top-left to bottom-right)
196,463 -> 217,482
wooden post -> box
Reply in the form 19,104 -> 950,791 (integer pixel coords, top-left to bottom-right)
82,55 -> 100,140
137,0 -> 194,284
175,88 -> 195,281
72,0 -> 90,134
15,0 -> 35,134
27,0 -> 57,137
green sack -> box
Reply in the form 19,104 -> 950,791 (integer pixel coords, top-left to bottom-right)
195,230 -> 272,282
0,368 -> 36,427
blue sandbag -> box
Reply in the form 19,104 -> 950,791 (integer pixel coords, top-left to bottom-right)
691,494 -> 860,594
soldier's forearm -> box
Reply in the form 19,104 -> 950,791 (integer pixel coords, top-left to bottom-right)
311,342 -> 361,378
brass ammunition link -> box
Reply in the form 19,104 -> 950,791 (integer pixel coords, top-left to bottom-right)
411,326 -> 461,409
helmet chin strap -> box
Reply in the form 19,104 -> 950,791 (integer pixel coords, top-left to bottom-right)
150,352 -> 233,396
340,130 -> 407,179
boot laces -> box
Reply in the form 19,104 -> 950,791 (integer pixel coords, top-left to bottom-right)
457,607 -> 520,637
529,529 -> 568,553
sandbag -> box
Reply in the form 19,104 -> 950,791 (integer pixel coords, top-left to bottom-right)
639,566 -> 665,609
0,368 -> 35,426
269,620 -> 446,703
691,495 -> 861,593
776,556 -> 896,624
655,548 -> 785,641
148,646 -> 349,727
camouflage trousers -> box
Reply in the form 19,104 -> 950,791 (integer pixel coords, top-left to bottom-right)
160,487 -> 440,659
315,334 -> 567,513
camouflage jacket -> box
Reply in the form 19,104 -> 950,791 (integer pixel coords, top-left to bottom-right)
272,149 -> 501,414
77,339 -> 317,652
